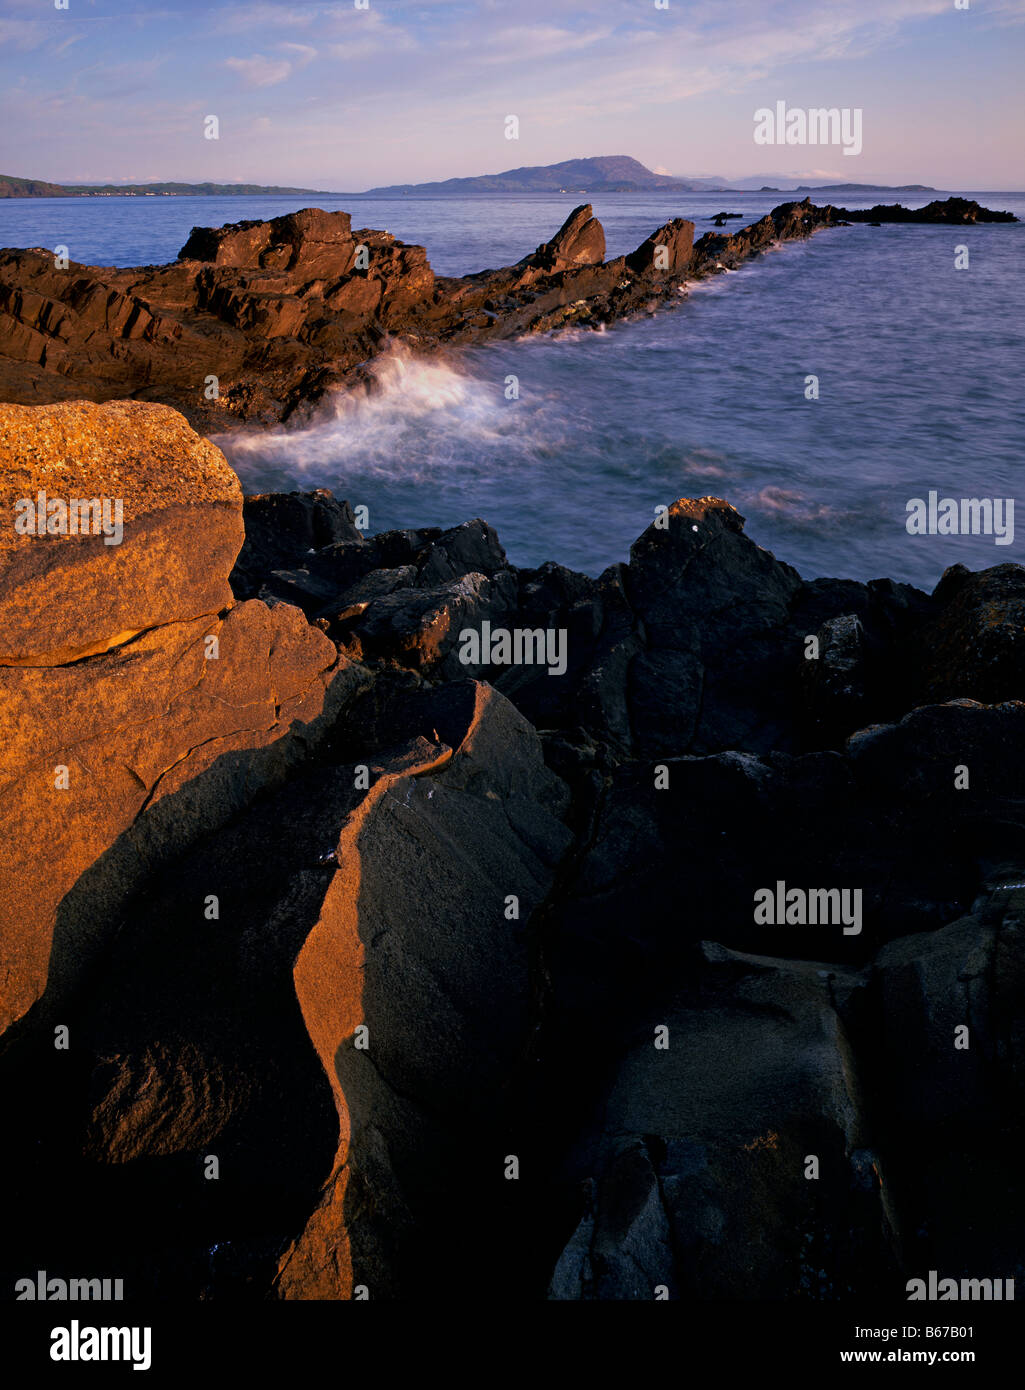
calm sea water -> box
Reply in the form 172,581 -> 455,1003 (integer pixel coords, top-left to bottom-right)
2,190 -> 1022,587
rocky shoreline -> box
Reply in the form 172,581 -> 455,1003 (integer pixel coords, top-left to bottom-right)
1,398 -> 1023,1300
0,196 -> 1014,434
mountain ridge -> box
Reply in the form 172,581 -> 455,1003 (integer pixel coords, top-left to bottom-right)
1,162 -> 944,201
0,176 -> 340,198
363,155 -> 708,195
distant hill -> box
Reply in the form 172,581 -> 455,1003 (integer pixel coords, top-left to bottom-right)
724,175 -> 940,192
0,176 -> 339,198
364,156 -> 712,195
0,176 -> 68,198
794,182 -> 938,194
0,167 -> 943,202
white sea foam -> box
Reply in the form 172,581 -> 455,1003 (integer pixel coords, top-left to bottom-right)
218,343 -> 517,483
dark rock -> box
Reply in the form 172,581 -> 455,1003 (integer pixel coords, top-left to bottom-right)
624,219 -> 695,276
336,570 -> 518,674
911,563 -> 1025,704
413,518 -> 508,584
0,678 -> 573,1299
316,565 -> 418,626
230,489 -> 364,599
838,197 -> 1016,224
4,393 -> 1024,1305
625,497 -> 803,754
549,942 -> 895,1299
0,196 -> 973,430
521,204 -> 606,273
850,905 -> 1025,1277
801,612 -> 868,735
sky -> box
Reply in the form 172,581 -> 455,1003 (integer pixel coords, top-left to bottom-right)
1,0 -> 1023,190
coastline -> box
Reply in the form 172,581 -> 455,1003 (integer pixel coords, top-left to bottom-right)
0,196 -> 1014,435
2,399 -> 1024,1298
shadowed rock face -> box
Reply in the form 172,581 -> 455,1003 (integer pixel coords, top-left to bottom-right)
277,681 -> 572,1297
2,404 -> 1024,1302
1,680 -> 569,1300
548,943 -> 893,1301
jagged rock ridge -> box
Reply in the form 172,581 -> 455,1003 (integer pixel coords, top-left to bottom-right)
0,197 -> 1010,433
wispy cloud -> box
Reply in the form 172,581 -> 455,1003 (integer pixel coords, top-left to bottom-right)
280,41 -> 317,65
328,10 -> 418,60
2,0 -> 1024,189
225,54 -> 296,88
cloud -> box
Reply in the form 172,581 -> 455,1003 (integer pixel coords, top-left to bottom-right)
225,54 -> 296,87
5,0 -> 1024,189
328,7 -> 418,59
476,24 -> 613,64
279,41 -> 317,66
212,3 -> 317,34
0,17 -> 56,51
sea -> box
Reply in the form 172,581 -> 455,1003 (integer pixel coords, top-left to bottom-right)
1,189 -> 1022,589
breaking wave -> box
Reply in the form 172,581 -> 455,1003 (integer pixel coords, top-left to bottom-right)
218,209 -> 1024,587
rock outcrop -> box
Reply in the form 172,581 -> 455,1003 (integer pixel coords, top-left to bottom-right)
0,400 -> 242,664
548,943 -> 892,1300
2,197 -> 1008,432
2,403 -> 1023,1303
0,401 -> 359,1038
838,197 -> 1016,224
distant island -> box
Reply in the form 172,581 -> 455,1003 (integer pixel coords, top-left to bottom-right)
0,161 -> 943,201
793,182 -> 937,194
363,156 -> 717,195
0,176 -> 340,199
362,160 -> 940,197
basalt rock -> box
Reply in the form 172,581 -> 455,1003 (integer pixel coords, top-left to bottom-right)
838,197 -> 1016,224
548,942 -> 895,1300
853,904 -> 1025,1278
909,562 -> 1025,705
2,404 -> 1023,1304
229,487 -> 366,597
620,498 -> 931,756
223,489 -> 952,764
1,680 -> 570,1299
4,198 -> 1004,432
547,893 -> 1025,1298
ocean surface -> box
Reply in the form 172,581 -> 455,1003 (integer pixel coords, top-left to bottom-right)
2,189 -> 1022,588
